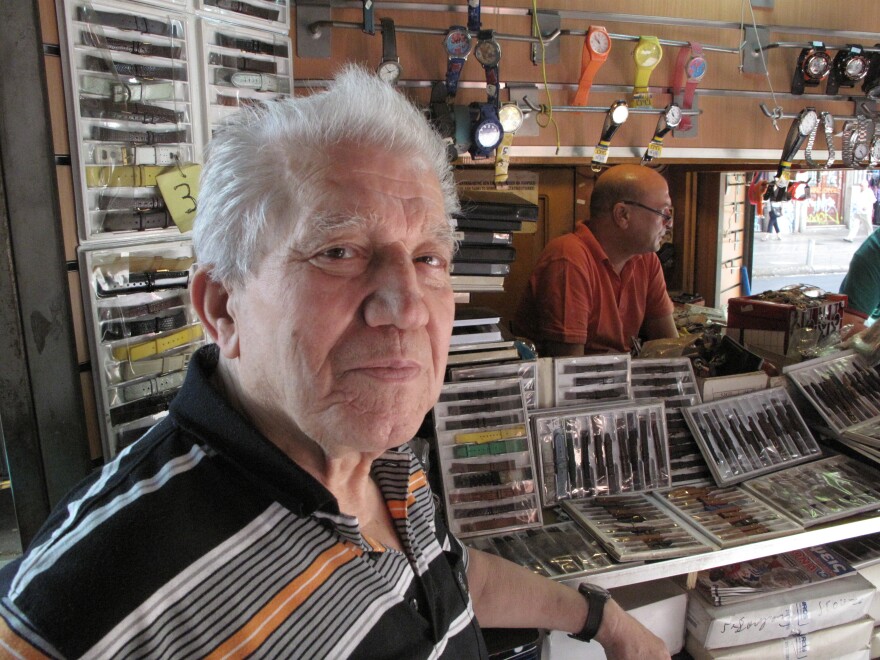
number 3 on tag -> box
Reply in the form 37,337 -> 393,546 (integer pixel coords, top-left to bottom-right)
157,164 -> 202,233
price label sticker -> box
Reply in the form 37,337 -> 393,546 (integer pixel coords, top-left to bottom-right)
156,163 -> 201,233
647,139 -> 663,160
630,91 -> 653,108
592,143 -> 609,164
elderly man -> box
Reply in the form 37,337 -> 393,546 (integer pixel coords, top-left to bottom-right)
0,68 -> 667,658
515,164 -> 678,355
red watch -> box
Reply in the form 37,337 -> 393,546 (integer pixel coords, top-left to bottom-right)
672,42 -> 706,131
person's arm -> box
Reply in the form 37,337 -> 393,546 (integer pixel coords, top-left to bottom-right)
642,314 -> 678,341
467,548 -> 670,659
543,340 -> 585,357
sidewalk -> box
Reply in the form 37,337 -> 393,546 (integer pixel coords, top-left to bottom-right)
752,224 -> 867,279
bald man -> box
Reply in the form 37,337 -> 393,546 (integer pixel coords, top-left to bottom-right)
514,164 -> 678,355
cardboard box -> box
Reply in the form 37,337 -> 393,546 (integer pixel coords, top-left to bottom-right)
544,579 -> 687,659
686,572 -> 875,649
858,562 -> 880,623
726,292 -> 847,356
685,616 -> 873,659
870,624 -> 880,659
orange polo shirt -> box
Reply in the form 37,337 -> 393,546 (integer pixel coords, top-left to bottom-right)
514,223 -> 673,354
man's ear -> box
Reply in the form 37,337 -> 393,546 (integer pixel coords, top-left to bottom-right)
190,267 -> 240,359
611,201 -> 630,229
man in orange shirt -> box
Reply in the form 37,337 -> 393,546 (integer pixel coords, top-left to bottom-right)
515,164 -> 677,355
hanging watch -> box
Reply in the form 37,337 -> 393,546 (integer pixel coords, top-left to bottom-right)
842,120 -> 856,167
642,103 -> 682,164
791,42 -> 831,95
495,103 -> 524,186
631,36 -> 662,107
469,102 -> 503,159
671,42 -> 706,131
804,111 -> 835,169
474,30 -> 502,105
573,26 -> 611,106
852,116 -> 872,167
377,18 -> 402,85
766,108 -> 817,202
869,132 -> 880,168
863,48 -> 880,98
826,45 -> 869,95
467,0 -> 481,33
591,100 -> 629,172
361,0 -> 375,35
443,26 -> 472,100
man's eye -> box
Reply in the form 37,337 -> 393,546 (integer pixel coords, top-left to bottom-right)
320,247 -> 354,260
415,254 -> 448,268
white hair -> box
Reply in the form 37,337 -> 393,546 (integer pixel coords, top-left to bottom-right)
193,65 -> 459,286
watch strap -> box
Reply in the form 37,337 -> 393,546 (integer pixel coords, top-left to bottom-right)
208,52 -> 277,73
217,33 -> 288,57
109,389 -> 178,426
80,76 -> 177,103
446,57 -> 467,99
215,68 -> 289,93
108,350 -> 192,384
98,193 -> 165,211
86,164 -> 171,188
119,369 -> 186,403
678,42 -> 703,131
99,294 -> 185,322
80,31 -> 181,60
76,7 -> 179,38
203,0 -> 280,22
494,131 -> 515,185
80,97 -> 182,124
573,28 -> 608,107
97,270 -> 191,298
94,145 -> 182,166
84,55 -> 187,82
215,93 -> 267,108
111,323 -> 203,362
381,18 -> 399,63
842,120 -> 856,166
101,209 -> 175,232
467,0 -> 481,33
569,584 -> 610,643
102,308 -> 188,341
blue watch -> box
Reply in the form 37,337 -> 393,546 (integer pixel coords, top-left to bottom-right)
469,102 -> 503,159
444,26 -> 472,99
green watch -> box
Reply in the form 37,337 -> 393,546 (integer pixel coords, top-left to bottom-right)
569,583 -> 611,643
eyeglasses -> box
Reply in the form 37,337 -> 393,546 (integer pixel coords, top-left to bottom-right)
621,200 -> 674,223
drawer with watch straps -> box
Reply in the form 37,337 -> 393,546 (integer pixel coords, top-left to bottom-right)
197,0 -> 289,33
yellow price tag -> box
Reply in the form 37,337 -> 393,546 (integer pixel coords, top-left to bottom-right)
156,163 -> 201,233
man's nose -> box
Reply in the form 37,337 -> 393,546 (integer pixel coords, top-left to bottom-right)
363,245 -> 430,330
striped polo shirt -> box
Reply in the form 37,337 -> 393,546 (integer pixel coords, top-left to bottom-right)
0,345 -> 488,658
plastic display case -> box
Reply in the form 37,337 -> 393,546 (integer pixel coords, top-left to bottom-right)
433,379 -> 542,538
553,354 -> 631,407
195,0 -> 289,34
448,359 -> 539,410
79,239 -> 204,458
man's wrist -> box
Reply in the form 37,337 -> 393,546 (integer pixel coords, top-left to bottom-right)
569,583 -> 612,642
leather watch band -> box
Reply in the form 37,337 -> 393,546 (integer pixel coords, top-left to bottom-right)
109,389 -> 178,426
76,7 -> 180,37
93,145 -> 183,166
85,164 -> 171,188
102,308 -> 188,341
101,209 -> 174,232
204,0 -> 280,22
99,293 -> 185,322
81,31 -> 181,60
120,370 -> 186,404
215,93 -> 266,108
84,55 -> 187,81
208,52 -> 277,73
80,76 -> 176,103
98,193 -> 165,211
111,323 -> 203,362
217,33 -> 288,57
97,270 -> 191,298
214,67 -> 289,92
92,126 -> 187,145
80,98 -> 183,125
107,350 -> 192,384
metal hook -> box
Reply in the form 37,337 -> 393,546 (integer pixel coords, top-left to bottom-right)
521,95 -> 543,113
759,103 -> 784,131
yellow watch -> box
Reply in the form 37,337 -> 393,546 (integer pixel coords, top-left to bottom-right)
494,103 -> 524,187
632,36 -> 663,106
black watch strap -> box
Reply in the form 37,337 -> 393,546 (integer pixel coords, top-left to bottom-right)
217,33 -> 288,57
80,31 -> 181,60
102,209 -> 175,233
569,583 -> 610,643
92,126 -> 187,145
204,0 -> 280,22
381,18 -> 398,63
76,7 -> 179,37
80,98 -> 183,125
208,52 -> 278,73
84,55 -> 187,82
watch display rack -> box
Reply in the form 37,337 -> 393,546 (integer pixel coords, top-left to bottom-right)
465,521 -> 615,579
562,494 -> 715,562
196,0 -> 289,34
785,351 -> 880,436
63,0 -> 200,243
197,18 -> 293,140
682,386 -> 822,487
553,354 -> 631,407
79,239 -> 205,458
631,357 -> 711,485
531,400 -> 671,506
448,359 -> 539,410
742,454 -> 880,527
433,378 -> 543,538
653,483 -> 803,549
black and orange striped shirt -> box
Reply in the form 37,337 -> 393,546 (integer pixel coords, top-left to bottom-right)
0,345 -> 489,658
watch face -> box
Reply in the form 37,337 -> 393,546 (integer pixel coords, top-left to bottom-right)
377,60 -> 401,84
475,120 -> 502,149
844,55 -> 869,81
854,142 -> 870,162
634,40 -> 662,67
474,39 -> 501,66
665,104 -> 682,127
687,56 -> 707,81
498,104 -> 524,133
871,137 -> 880,162
798,110 -> 818,136
804,52 -> 831,80
610,103 -> 629,124
589,29 -> 610,55
444,27 -> 471,58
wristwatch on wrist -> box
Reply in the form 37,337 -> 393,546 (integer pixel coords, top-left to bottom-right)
377,18 -> 402,85
573,25 -> 611,106
791,42 -> 831,95
494,102 -> 524,186
631,36 -> 662,107
569,583 -> 611,643
642,103 -> 682,164
474,30 -> 502,105
826,44 -> 869,95
443,26 -> 472,100
468,102 -> 503,159
767,108 -> 817,201
591,100 -> 629,172
671,42 -> 706,131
